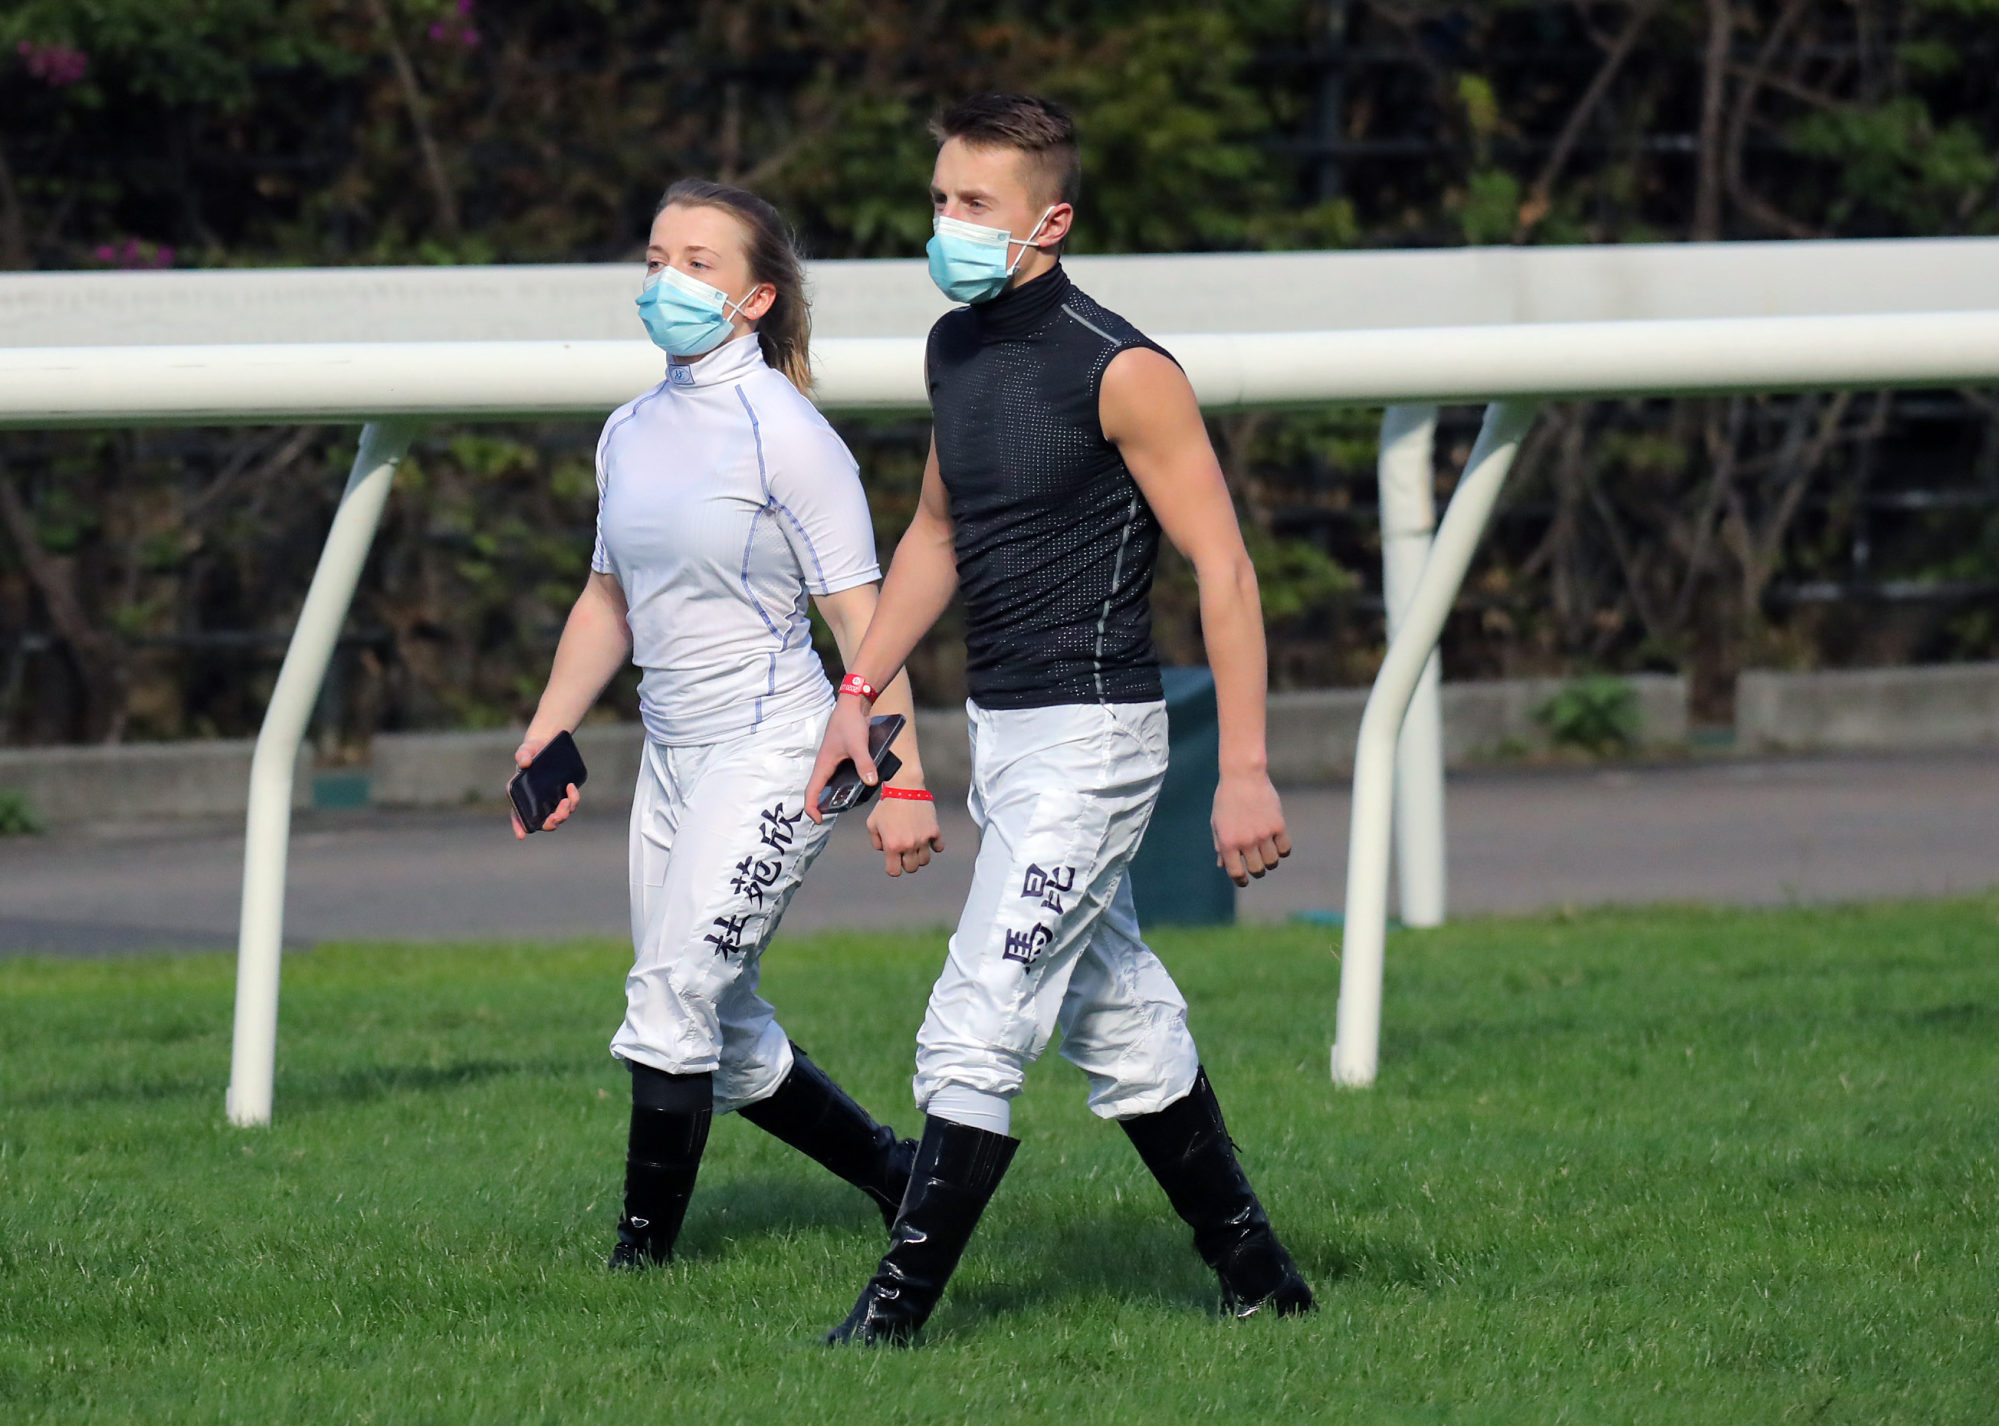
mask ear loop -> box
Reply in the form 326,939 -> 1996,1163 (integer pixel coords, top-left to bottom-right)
1004,206 -> 1059,277
720,281 -> 774,327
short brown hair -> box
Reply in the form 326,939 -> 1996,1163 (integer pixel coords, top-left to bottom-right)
930,92 -> 1081,209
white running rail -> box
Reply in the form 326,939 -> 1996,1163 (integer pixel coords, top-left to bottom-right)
6,244 -> 1999,1120
1377,405 -> 1446,931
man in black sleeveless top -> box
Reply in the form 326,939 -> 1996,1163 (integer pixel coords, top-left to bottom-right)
806,93 -> 1313,1344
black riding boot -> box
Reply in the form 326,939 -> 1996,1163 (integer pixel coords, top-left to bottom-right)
608,1064 -> 713,1270
824,1114 -> 1019,1346
737,1044 -> 917,1229
1120,1067 -> 1315,1317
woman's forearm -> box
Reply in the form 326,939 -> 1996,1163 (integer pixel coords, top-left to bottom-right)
527,575 -> 632,741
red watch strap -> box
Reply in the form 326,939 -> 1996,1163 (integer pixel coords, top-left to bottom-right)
878,786 -> 933,802
838,672 -> 878,701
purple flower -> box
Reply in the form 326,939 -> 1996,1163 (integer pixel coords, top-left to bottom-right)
456,0 -> 474,14
92,237 -> 174,269
428,20 -> 447,40
460,27 -> 479,47
19,40 -> 89,88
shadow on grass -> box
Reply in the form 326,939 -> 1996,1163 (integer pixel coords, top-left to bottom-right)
8,1070 -> 218,1110
681,1181 -> 1352,1326
933,1219 -> 1427,1339
936,1213 -> 1237,1332
284,1056 -> 584,1108
12,1054 -> 591,1112
682,1174 -> 889,1254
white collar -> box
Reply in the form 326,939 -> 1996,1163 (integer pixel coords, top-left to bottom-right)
666,332 -> 766,389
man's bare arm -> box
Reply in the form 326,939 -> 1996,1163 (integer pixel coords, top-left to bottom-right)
1100,346 -> 1290,885
846,436 -> 958,690
803,436 -> 958,821
814,580 -> 945,874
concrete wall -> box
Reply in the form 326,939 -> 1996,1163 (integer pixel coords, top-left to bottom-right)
1738,663 -> 1999,753
369,711 -> 971,810
0,738 -> 312,828
369,723 -> 648,809
1262,672 -> 1689,782
8,664 -> 1995,826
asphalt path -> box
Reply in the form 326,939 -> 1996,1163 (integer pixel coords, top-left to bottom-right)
2,750 -> 1995,956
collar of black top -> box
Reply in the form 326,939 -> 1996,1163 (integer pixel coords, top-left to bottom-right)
970,262 -> 1074,339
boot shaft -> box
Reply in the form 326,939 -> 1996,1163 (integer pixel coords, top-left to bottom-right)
827,1113 -> 1019,1345
737,1045 -> 912,1220
1119,1067 -> 1314,1316
1119,1069 -> 1263,1247
614,1068 -> 714,1268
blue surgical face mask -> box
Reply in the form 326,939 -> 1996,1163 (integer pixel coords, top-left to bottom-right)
926,207 -> 1056,305
635,264 -> 756,358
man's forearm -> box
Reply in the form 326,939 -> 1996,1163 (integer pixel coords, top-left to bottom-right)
850,524 -> 958,690
866,670 -> 928,787
1197,553 -> 1270,778
821,586 -> 931,789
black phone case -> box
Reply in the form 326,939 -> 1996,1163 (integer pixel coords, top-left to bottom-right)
816,714 -> 906,815
509,730 -> 588,833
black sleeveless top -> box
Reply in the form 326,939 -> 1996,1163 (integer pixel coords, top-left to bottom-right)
926,264 -> 1168,709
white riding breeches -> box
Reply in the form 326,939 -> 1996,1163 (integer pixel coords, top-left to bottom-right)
913,699 -> 1201,1122
611,709 -> 834,1113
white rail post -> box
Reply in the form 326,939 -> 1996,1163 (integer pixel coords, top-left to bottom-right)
1377,405 -> 1447,928
1333,400 -> 1537,1088
226,420 -> 418,1127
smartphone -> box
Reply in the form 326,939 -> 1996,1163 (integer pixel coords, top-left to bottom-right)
816,714 -> 907,815
508,730 -> 589,833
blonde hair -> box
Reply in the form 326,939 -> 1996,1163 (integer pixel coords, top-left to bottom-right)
656,179 -> 813,394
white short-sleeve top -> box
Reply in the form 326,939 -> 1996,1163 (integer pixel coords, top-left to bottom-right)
591,333 -> 880,746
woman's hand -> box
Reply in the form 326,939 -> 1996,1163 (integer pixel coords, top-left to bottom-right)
1211,772 -> 1291,887
803,696 -> 877,824
867,793 -> 944,876
509,733 -> 582,840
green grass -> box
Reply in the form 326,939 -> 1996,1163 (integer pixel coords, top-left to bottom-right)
3,900 -> 1996,1424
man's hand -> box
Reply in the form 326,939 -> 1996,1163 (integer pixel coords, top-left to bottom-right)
803,696 -> 878,825
867,795 -> 945,876
1212,772 -> 1291,886
508,733 -> 581,840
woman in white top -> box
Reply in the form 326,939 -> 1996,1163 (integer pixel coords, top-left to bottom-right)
513,179 -> 943,1271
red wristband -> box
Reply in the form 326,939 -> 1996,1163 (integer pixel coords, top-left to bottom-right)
838,673 -> 878,702
878,786 -> 933,802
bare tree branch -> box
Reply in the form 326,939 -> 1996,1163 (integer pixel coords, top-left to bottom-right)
0,137 -> 31,269
366,0 -> 461,236
1724,0 -> 1821,239
184,427 -> 324,526
1515,0 -> 1664,240
0,462 -> 129,742
1693,0 -> 1733,240
1583,454 -> 1670,651
1669,397 -> 1747,630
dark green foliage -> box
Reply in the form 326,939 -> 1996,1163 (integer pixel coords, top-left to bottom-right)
3,2 -> 1998,742
0,789 -> 43,835
1535,674 -> 1642,756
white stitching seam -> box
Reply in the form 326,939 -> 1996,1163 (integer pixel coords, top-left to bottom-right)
1060,303 -> 1117,345
1094,493 -> 1140,701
